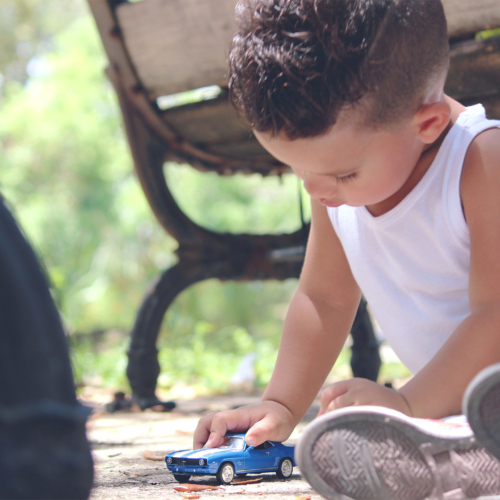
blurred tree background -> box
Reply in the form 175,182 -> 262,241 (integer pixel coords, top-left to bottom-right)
0,0 -> 409,398
0,0 -> 316,396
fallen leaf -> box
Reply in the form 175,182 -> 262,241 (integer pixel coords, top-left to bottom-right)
231,476 -> 263,485
181,496 -> 201,499
295,496 -> 312,500
143,450 -> 165,461
173,484 -> 219,492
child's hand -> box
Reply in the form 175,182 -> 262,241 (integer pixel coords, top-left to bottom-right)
317,378 -> 412,417
193,400 -> 296,450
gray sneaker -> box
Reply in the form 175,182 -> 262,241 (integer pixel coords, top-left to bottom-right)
296,406 -> 500,500
463,363 -> 500,461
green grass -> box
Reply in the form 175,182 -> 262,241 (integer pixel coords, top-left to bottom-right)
69,328 -> 411,397
69,330 -> 129,391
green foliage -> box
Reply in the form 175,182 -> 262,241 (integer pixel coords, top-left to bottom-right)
0,0 -> 85,85
0,2 -> 403,394
0,5 -> 320,392
475,27 -> 500,40
167,165 -> 309,234
157,324 -> 279,394
0,14 -> 176,334
157,86 -> 222,111
70,331 -> 129,390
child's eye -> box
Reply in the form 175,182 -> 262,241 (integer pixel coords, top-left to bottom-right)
334,173 -> 357,183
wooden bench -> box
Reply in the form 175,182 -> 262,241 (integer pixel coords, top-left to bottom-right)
88,0 -> 500,409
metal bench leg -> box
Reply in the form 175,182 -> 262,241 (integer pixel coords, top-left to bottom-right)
126,262 -> 206,410
350,297 -> 381,382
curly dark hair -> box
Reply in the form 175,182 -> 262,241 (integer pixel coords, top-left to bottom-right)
229,0 -> 449,139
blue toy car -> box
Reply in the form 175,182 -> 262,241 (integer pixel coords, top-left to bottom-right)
165,433 -> 295,484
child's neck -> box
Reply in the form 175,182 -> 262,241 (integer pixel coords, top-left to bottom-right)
366,97 -> 466,217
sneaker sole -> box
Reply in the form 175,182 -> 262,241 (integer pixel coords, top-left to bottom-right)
296,406 -> 500,500
463,363 -> 500,461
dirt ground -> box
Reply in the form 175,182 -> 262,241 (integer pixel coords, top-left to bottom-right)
84,392 -> 323,500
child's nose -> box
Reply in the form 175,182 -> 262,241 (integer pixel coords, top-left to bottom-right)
303,177 -> 336,199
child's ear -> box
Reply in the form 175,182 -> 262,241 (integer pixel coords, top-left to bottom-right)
414,101 -> 451,145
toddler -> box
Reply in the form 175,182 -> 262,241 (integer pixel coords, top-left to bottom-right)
194,0 -> 500,497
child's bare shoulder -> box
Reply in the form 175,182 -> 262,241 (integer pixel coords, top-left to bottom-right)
460,126 -> 500,277
461,126 -> 500,206
463,127 -> 500,175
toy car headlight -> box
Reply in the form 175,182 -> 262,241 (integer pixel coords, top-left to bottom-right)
167,457 -> 173,464
199,459 -> 206,466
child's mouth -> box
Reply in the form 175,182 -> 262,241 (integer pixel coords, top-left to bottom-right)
319,198 -> 343,208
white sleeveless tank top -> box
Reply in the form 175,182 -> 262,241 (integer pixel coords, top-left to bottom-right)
328,105 -> 500,374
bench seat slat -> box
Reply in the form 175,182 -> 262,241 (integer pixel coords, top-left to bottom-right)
161,99 -> 251,144
116,0 -> 500,98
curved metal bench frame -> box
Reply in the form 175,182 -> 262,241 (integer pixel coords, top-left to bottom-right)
89,0 -> 500,410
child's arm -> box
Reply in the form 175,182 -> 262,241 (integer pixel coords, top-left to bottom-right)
193,198 -> 361,449
319,128 -> 500,419
400,127 -> 500,417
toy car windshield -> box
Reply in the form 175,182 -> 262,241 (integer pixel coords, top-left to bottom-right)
217,436 -> 245,451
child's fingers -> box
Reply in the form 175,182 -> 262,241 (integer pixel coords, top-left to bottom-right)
194,401 -> 294,450
193,410 -> 236,449
204,410 -> 247,448
244,411 -> 288,447
324,392 -> 355,413
193,412 -> 216,449
205,407 -> 268,448
318,381 -> 351,416
245,419 -> 275,447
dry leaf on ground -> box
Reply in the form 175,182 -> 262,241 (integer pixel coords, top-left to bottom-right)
181,496 -> 201,499
295,496 -> 312,500
175,429 -> 193,435
173,484 -> 220,492
142,450 -> 165,461
231,476 -> 264,485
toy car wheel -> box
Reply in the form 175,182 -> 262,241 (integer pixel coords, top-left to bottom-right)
173,474 -> 191,482
217,462 -> 235,484
276,458 -> 293,479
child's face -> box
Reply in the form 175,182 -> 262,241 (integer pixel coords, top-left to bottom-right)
254,118 -> 425,212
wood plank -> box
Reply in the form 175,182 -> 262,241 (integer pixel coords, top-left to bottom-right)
459,94 -> 500,120
161,98 -> 252,144
116,0 -> 500,97
161,36 -> 500,143
116,0 -> 237,98
444,0 -> 500,39
161,98 -> 272,161
206,139 -> 272,160
445,36 -> 500,102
